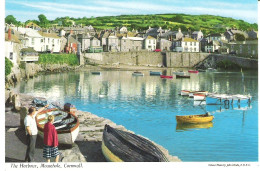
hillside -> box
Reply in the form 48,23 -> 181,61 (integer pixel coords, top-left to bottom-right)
51,13 -> 258,34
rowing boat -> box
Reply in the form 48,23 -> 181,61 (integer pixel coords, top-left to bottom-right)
193,93 -> 206,101
173,70 -> 185,75
180,90 -> 190,96
132,72 -> 144,76
91,71 -> 101,75
176,75 -> 190,78
176,113 -> 214,124
189,91 -> 208,98
102,124 -> 169,162
188,70 -> 199,73
149,71 -> 162,76
160,75 -> 173,79
36,108 -> 80,145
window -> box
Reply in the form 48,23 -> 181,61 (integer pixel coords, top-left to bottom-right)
149,40 -> 151,44
185,42 -> 187,46
194,48 -> 196,52
41,39 -> 43,43
10,52 -> 13,60
32,38 -> 34,45
52,39 -> 54,43
48,38 -> 50,43
190,42 -> 192,46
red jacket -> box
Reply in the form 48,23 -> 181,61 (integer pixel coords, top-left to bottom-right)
44,122 -> 58,147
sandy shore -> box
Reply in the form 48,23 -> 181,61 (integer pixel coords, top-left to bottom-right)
5,91 -> 181,162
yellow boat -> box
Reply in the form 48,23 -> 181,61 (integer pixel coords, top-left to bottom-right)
176,113 -> 214,124
176,122 -> 213,131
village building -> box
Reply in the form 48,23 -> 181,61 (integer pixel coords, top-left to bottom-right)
77,33 -> 91,52
191,30 -> 203,40
224,29 -> 248,42
119,26 -> 128,33
5,29 -> 22,65
107,33 -> 119,52
225,40 -> 258,58
173,37 -> 200,52
38,31 -> 61,53
159,39 -> 172,51
205,40 -> 221,53
206,33 -> 226,42
144,36 -> 156,51
247,30 -> 258,40
20,47 -> 39,62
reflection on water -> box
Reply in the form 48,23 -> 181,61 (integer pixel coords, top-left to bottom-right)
14,69 -> 258,162
176,122 -> 213,132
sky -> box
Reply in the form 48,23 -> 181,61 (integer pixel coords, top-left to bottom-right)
4,0 -> 259,23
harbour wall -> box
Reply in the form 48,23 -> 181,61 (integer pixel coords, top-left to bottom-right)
84,52 -> 258,69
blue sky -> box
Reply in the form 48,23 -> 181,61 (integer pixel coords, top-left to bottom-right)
5,0 -> 258,23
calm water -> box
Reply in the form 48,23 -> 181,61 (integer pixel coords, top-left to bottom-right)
15,69 -> 258,162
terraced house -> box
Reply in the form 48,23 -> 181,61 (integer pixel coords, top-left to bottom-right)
225,40 -> 258,58
173,37 -> 199,52
38,31 -> 61,53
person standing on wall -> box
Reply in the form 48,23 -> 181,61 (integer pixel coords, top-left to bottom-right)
43,115 -> 60,162
24,105 -> 49,162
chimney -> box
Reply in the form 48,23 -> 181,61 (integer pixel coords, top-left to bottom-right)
178,28 -> 181,32
8,28 -> 12,41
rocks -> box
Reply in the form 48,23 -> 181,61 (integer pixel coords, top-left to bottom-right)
59,144 -> 87,162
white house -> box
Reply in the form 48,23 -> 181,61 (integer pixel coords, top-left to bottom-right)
173,38 -> 199,52
191,30 -> 203,40
5,29 -> 22,65
144,36 -> 156,51
119,26 -> 128,33
38,31 -> 61,53
107,33 -> 119,52
12,27 -> 43,52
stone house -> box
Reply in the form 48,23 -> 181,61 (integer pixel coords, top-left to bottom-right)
225,40 -> 258,58
160,28 -> 184,41
144,36 -> 156,51
127,36 -> 144,51
77,33 -> 91,52
173,37 -> 199,52
119,26 -> 128,33
205,40 -> 221,53
198,38 -> 208,52
118,36 -> 131,52
247,30 -> 258,40
90,36 -> 101,47
107,33 -> 119,52
159,39 -> 172,51
99,31 -> 110,52
224,29 -> 248,42
206,33 -> 226,42
191,30 -> 203,40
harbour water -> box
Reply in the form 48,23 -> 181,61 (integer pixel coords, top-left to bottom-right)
15,69 -> 258,161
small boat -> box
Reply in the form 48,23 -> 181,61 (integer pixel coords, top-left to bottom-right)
132,71 -> 144,76
91,71 -> 101,75
180,90 -> 190,96
160,75 -> 173,79
36,108 -> 80,145
176,113 -> 214,124
197,69 -> 206,72
206,93 -> 252,105
189,91 -> 208,98
207,68 -> 217,72
176,75 -> 190,78
173,70 -> 185,75
193,93 -> 207,101
149,71 -> 162,76
102,124 -> 169,162
188,70 -> 199,73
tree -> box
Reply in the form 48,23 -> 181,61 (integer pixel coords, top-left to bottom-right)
173,15 -> 184,23
38,14 -> 49,28
5,15 -> 18,25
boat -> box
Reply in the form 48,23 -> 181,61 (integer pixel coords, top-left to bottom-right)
193,93 -> 207,101
176,113 -> 214,124
197,69 -> 206,72
91,71 -> 101,75
188,70 -> 199,73
176,75 -> 190,78
180,90 -> 190,96
207,68 -> 217,72
132,72 -> 144,76
206,93 -> 252,105
35,108 -> 80,145
173,70 -> 185,75
160,75 -> 173,79
189,91 -> 208,98
149,71 -> 162,76
102,124 -> 169,162
176,122 -> 213,131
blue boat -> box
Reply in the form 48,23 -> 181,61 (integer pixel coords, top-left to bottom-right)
149,71 -> 162,76
206,93 -> 252,105
91,71 -> 101,75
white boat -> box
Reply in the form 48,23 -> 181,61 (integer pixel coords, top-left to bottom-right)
193,93 -> 207,101
207,68 -> 217,72
206,93 -> 252,105
173,70 -> 185,75
132,72 -> 144,76
189,91 -> 208,98
36,108 -> 80,145
181,90 -> 190,96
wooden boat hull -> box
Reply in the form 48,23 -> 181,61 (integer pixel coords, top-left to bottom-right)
160,75 -> 173,79
176,75 -> 190,78
150,71 -> 162,76
36,108 -> 80,145
176,114 -> 214,124
193,93 -> 206,101
102,124 -> 168,162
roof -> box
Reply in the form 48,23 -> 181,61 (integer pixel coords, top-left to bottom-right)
145,35 -> 156,39
26,22 -> 40,28
12,27 -> 42,38
182,38 -> 198,42
38,31 -> 60,39
5,33 -> 21,43
128,37 -> 144,41
20,47 -> 37,53
69,36 -> 80,44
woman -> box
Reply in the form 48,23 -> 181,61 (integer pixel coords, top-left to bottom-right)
43,115 -> 60,162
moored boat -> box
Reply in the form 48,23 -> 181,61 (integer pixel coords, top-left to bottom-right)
173,70 -> 185,75
193,93 -> 207,101
189,91 -> 208,98
181,90 -> 190,96
132,71 -> 144,76
160,75 -> 173,79
176,113 -> 214,124
188,70 -> 199,73
206,93 -> 252,105
149,71 -> 162,76
91,71 -> 101,75
176,75 -> 190,78
207,68 -> 217,72
197,69 -> 206,72
35,107 -> 80,145
102,124 -> 169,162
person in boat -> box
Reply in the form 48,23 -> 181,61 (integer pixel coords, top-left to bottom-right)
43,115 -> 60,162
24,105 -> 49,162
